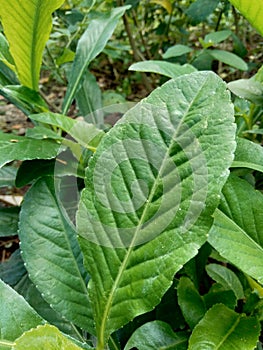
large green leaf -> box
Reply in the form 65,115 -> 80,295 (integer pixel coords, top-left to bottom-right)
229,0 -> 263,36
0,131 -> 61,169
0,279 -> 44,347
62,6 -> 129,114
19,176 -> 94,332
185,0 -> 220,25
208,175 -> 263,284
188,304 -> 260,349
77,71 -> 236,347
124,321 -> 188,350
0,166 -> 17,187
0,0 -> 64,90
129,61 -> 197,79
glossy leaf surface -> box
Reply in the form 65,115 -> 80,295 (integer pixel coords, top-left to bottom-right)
13,325 -> 86,350
0,0 -> 64,90
124,321 -> 188,350
77,71 -> 236,347
188,304 -> 260,349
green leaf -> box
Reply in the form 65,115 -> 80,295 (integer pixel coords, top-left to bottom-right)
29,113 -> 104,150
62,6 -> 129,114
75,71 -> 104,128
0,33 -> 15,71
0,85 -> 48,115
228,78 -> 263,105
206,264 -> 244,299
124,321 -> 188,350
188,304 -> 260,350
177,277 -> 206,329
163,45 -> 193,59
0,279 -> 44,344
209,49 -> 248,71
0,249 -> 26,286
0,131 -> 61,169
19,176 -> 94,332
204,285 -> 237,310
186,0 -> 220,25
26,126 -> 63,140
0,207 -> 20,237
208,175 -> 263,284
203,30 -> 232,46
129,61 -> 197,79
229,0 -> 263,36
0,0 -> 64,90
77,71 -> 236,347
232,138 -> 263,173
0,166 -> 17,187
13,325 -> 85,350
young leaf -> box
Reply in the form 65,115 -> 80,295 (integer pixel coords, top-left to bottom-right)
177,277 -> 206,329
19,176 -> 94,333
229,0 -> 263,36
62,6 -> 129,114
188,304 -> 260,349
129,61 -> 197,79
13,325 -> 86,350
208,175 -> 263,284
0,131 -> 62,169
0,279 -> 44,344
0,0 -> 64,90
124,321 -> 188,350
77,71 -> 236,347
206,264 -> 244,299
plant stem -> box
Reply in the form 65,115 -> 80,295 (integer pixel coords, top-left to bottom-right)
0,340 -> 14,348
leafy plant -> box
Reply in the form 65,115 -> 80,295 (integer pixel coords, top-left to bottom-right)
0,0 -> 263,349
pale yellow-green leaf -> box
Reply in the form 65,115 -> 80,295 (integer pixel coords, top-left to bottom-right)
13,325 -> 83,350
229,0 -> 263,36
150,0 -> 172,14
0,0 -> 65,90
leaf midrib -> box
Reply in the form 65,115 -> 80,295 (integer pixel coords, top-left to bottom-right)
98,75 -> 209,344
31,1 -> 41,91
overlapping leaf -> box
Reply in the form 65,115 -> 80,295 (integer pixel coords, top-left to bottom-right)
77,71 -> 236,347
188,304 -> 260,349
0,279 -> 44,346
0,131 -> 62,169
0,0 -> 64,90
62,6 -> 129,114
208,175 -> 263,284
19,176 -> 94,332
